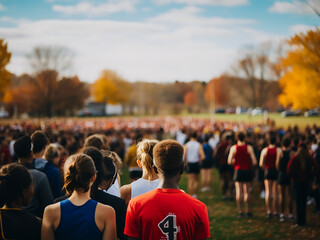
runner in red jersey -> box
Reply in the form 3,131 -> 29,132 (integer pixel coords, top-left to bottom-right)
260,134 -> 282,218
228,132 -> 257,217
124,140 -> 210,240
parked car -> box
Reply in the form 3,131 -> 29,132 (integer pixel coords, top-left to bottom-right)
304,109 -> 320,117
281,110 -> 300,117
225,108 -> 236,114
214,108 -> 226,114
77,108 -> 104,117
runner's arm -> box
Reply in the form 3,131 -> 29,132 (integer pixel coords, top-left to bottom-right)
259,148 -> 267,168
227,145 -> 235,165
275,148 -> 283,170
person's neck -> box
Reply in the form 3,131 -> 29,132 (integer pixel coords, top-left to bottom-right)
237,141 -> 245,146
69,189 -> 91,206
18,157 -> 33,164
33,150 -> 44,159
141,169 -> 158,181
269,144 -> 276,148
157,175 -> 180,189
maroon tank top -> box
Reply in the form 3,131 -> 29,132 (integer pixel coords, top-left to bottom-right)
234,144 -> 251,170
265,147 -> 277,169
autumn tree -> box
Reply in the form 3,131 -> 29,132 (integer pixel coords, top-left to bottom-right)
184,91 -> 196,113
205,75 -> 231,110
54,76 -> 89,115
0,39 -> 12,100
92,70 -> 132,113
4,72 -> 89,117
27,46 -> 73,73
231,42 -> 281,108
278,29 -> 320,110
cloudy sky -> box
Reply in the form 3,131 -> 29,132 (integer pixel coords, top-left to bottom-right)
0,0 -> 318,83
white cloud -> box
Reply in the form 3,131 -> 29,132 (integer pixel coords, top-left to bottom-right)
53,0 -> 139,16
2,8 -> 280,83
289,24 -> 317,33
269,0 -> 316,15
149,6 -> 255,26
153,0 -> 248,6
0,3 -> 6,11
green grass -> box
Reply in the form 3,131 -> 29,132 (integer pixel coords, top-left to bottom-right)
179,113 -> 320,129
120,167 -> 320,240
1,113 -> 319,129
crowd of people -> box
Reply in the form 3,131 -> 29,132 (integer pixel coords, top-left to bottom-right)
0,117 -> 319,239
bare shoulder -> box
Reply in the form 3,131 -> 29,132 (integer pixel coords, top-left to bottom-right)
43,202 -> 61,228
120,184 -> 131,197
260,147 -> 267,154
230,145 -> 236,152
44,202 -> 60,215
96,202 -> 115,214
96,203 -> 115,222
120,184 -> 132,205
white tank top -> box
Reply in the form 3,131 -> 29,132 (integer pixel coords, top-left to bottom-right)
186,140 -> 200,163
105,178 -> 120,197
131,178 -> 160,199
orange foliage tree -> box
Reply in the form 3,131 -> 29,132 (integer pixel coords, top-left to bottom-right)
4,71 -> 89,116
184,91 -> 196,112
278,29 -> 320,110
92,70 -> 132,106
205,76 -> 230,108
0,39 -> 12,100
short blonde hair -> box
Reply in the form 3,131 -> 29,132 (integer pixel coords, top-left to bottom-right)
43,144 -> 59,164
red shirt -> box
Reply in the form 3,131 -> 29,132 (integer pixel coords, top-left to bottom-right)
124,188 -> 210,240
265,147 -> 277,169
234,144 -> 251,170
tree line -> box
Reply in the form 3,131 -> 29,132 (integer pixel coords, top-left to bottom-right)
0,29 -> 319,117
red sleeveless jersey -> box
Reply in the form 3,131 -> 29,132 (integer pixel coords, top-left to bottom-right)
234,144 -> 251,170
265,147 -> 277,169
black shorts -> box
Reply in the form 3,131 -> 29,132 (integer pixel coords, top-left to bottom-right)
219,164 -> 234,174
129,170 -> 142,179
257,167 -> 265,182
186,162 -> 200,174
278,172 -> 291,186
234,169 -> 253,182
264,168 -> 278,181
201,160 -> 212,169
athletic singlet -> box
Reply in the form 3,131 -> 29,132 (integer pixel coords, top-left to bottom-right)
279,150 -> 290,173
265,147 -> 277,169
234,144 -> 251,170
186,140 -> 200,163
131,178 -> 160,199
106,178 -> 120,197
55,199 -> 102,240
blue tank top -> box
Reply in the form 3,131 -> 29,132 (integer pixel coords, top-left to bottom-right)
55,199 -> 102,240
203,143 -> 213,162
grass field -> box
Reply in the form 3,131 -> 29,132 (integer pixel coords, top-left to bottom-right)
1,113 -> 319,129
121,167 -> 320,240
183,113 -> 320,129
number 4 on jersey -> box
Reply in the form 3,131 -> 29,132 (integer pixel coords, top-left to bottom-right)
158,214 -> 177,240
